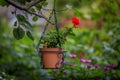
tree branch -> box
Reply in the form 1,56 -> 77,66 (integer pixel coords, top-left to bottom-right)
27,0 -> 45,9
5,0 -> 27,10
5,0 -> 54,25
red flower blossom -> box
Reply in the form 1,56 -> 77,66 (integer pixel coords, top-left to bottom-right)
72,17 -> 80,25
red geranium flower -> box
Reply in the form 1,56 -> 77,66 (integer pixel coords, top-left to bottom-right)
72,17 -> 80,25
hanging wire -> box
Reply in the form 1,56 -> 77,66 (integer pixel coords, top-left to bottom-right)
37,0 -> 66,69
36,10 -> 54,68
36,10 -> 54,49
53,0 -> 61,68
53,0 -> 65,69
53,0 -> 61,48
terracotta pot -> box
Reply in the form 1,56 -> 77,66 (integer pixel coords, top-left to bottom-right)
39,48 -> 64,69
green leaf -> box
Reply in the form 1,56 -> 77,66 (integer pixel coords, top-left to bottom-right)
20,21 -> 32,30
14,21 -> 17,26
17,14 -> 26,22
41,1 -> 48,6
13,27 -> 25,40
29,8 -> 35,12
32,16 -> 38,22
27,31 -> 34,40
35,4 -> 42,10
16,14 -> 32,30
0,0 -> 9,6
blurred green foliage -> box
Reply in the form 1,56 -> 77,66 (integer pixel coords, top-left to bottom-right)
0,19 -> 51,80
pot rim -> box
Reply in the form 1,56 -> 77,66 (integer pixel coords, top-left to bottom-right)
39,48 -> 65,52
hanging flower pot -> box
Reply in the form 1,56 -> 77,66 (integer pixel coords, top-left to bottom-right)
38,17 -> 80,69
39,48 -> 64,69
39,27 -> 74,69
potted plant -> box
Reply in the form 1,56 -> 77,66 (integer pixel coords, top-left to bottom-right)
39,17 -> 80,69
39,27 -> 75,69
